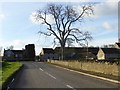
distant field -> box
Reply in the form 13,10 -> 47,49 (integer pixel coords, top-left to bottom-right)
1,61 -> 22,87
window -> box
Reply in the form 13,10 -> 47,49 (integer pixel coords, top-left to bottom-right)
15,54 -> 18,58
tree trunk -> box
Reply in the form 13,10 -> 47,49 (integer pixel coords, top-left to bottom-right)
61,46 -> 64,60
60,40 -> 65,60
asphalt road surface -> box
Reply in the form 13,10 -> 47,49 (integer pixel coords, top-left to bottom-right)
10,61 -> 119,89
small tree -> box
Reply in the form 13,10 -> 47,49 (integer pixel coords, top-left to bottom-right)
32,3 -> 93,60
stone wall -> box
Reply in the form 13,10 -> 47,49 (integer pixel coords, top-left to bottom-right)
49,60 -> 119,76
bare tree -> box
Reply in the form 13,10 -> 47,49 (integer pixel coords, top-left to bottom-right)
33,3 -> 93,60
7,45 -> 14,50
66,38 -> 74,47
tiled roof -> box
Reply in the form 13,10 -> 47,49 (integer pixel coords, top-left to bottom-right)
88,48 -> 99,55
11,50 -> 24,53
43,48 -> 54,54
54,47 -> 99,55
54,47 -> 85,53
101,48 -> 120,54
5,50 -> 24,54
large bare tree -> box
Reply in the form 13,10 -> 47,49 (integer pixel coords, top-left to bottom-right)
33,3 -> 93,60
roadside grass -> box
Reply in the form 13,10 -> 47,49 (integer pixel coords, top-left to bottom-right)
0,68 -> 2,88
1,61 -> 22,87
0,57 -> 2,88
48,62 -> 120,82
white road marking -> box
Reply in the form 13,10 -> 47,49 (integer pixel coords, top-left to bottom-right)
54,65 -> 120,84
11,78 -> 14,83
6,86 -> 10,90
7,78 -> 15,90
39,68 -> 44,71
45,72 -> 56,79
66,85 -> 76,90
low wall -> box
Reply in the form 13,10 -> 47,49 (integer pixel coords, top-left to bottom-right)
49,60 -> 119,76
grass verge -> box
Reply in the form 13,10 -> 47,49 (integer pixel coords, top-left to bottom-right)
48,62 -> 120,82
1,61 -> 23,88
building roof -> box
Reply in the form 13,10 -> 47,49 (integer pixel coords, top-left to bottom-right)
116,43 -> 120,48
5,50 -> 24,54
54,47 -> 85,53
54,47 -> 99,55
11,50 -> 24,53
43,48 -> 54,54
88,48 -> 99,55
101,48 -> 120,54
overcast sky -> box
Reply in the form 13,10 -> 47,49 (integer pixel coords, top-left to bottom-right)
0,0 -> 119,55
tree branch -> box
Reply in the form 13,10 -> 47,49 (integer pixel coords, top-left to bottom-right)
38,31 -> 52,36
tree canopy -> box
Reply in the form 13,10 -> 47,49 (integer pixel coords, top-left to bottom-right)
32,3 -> 94,59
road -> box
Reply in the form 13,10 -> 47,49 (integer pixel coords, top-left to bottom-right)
10,61 -> 118,89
